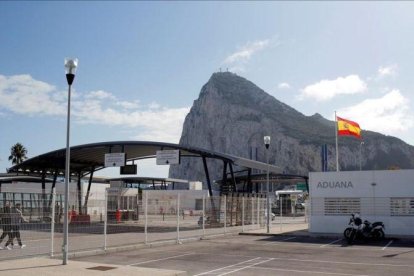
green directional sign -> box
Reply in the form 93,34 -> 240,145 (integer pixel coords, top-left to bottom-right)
296,182 -> 307,191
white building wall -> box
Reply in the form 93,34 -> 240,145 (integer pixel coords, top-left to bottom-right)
309,170 -> 414,236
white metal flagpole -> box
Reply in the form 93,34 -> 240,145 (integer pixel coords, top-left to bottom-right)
335,111 -> 339,171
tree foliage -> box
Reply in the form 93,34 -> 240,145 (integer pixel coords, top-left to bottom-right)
8,143 -> 28,165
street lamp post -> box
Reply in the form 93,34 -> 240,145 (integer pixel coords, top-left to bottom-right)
264,136 -> 271,234
63,58 -> 78,265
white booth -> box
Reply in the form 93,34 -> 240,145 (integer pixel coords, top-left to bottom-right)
309,170 -> 414,236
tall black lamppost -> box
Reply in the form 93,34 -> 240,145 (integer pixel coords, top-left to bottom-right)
63,58 -> 78,265
264,136 -> 271,233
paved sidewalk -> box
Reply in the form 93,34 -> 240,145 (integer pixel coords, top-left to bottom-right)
240,222 -> 310,236
0,257 -> 187,276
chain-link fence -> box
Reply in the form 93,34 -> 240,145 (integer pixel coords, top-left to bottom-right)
0,189 -> 267,260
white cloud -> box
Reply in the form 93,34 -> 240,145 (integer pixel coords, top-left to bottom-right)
72,97 -> 190,143
148,102 -> 161,109
0,74 -> 66,116
224,39 -> 270,64
227,66 -> 245,73
337,89 -> 413,134
278,82 -> 291,89
130,107 -> 190,143
0,74 -> 190,143
85,90 -> 116,100
300,75 -> 367,101
73,102 -> 190,143
378,64 -> 398,78
116,100 -> 140,110
223,38 -> 278,72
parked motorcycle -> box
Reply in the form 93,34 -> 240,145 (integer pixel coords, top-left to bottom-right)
344,214 -> 385,244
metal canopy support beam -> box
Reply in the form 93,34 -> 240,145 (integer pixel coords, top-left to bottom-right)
247,169 -> 252,193
77,171 -> 82,215
202,156 -> 218,223
49,170 -> 58,207
255,177 -> 259,194
202,157 -> 213,197
41,170 -> 46,220
229,163 -> 237,192
83,167 -> 94,214
221,161 -> 227,195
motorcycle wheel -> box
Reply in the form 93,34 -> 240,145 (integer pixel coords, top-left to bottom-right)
344,227 -> 352,239
373,229 -> 385,240
343,228 -> 352,239
345,229 -> 355,244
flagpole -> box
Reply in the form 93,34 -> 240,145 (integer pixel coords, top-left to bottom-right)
335,111 -> 339,171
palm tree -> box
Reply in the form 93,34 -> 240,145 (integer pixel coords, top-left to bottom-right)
8,143 -> 28,165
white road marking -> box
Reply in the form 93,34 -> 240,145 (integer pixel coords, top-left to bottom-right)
281,236 -> 297,241
382,240 -> 393,250
253,266 -> 369,276
194,257 -> 273,276
218,258 -> 274,276
268,256 -> 414,268
128,252 -> 195,266
320,238 -> 343,247
194,249 -> 414,268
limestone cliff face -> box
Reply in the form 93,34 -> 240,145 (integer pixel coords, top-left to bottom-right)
169,72 -> 414,185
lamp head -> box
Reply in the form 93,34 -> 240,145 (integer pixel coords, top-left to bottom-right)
264,136 -> 271,149
64,58 -> 78,75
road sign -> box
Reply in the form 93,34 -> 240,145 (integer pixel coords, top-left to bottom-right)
104,153 -> 126,167
156,150 -> 180,165
296,182 -> 307,191
120,164 -> 137,175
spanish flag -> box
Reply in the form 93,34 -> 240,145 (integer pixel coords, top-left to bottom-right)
337,116 -> 361,139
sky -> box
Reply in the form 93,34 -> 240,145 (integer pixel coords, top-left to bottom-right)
1,1 -> 414,177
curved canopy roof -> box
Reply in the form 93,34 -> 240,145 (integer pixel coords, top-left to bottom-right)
7,141 -> 283,176
0,174 -> 54,184
107,176 -> 189,184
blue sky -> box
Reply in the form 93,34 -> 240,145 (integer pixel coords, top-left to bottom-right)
1,2 -> 414,176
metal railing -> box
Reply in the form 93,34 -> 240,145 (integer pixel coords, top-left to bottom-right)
0,190 -> 268,260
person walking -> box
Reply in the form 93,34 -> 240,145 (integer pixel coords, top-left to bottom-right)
0,201 -> 13,250
5,203 -> 27,249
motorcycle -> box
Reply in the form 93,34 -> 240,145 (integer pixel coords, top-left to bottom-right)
344,214 -> 385,244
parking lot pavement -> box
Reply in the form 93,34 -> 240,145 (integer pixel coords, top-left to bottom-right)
0,257 -> 187,276
73,235 -> 414,276
240,221 -> 309,236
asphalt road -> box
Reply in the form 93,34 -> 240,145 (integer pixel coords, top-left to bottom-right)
73,234 -> 414,276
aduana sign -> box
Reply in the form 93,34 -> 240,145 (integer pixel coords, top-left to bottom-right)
317,181 -> 354,189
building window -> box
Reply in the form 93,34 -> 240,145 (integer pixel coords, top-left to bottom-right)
324,198 -> 361,216
390,198 -> 414,216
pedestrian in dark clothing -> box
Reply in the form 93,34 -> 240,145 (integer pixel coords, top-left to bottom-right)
5,203 -> 26,249
0,201 -> 13,250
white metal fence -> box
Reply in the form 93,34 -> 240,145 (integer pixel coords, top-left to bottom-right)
0,190 -> 268,260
